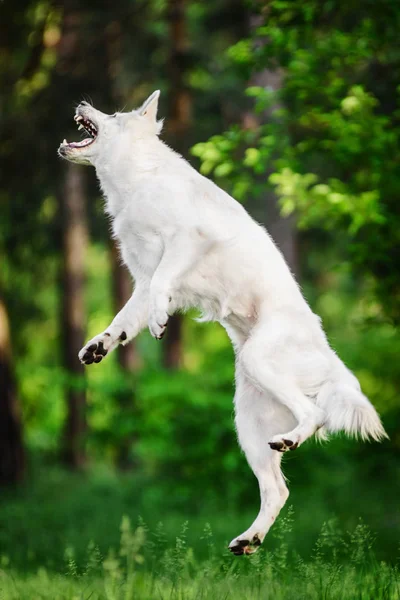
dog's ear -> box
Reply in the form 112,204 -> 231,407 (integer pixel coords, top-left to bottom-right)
138,90 -> 160,121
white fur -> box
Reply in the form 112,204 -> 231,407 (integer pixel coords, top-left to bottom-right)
58,92 -> 387,555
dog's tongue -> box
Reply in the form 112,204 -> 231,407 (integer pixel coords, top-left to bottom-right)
67,139 -> 93,148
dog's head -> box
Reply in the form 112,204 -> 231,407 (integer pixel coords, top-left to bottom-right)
58,90 -> 162,166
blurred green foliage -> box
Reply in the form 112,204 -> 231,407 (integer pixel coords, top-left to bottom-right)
193,0 -> 400,322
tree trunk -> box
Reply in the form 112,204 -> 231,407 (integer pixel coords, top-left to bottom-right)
109,242 -> 141,469
110,242 -> 142,372
243,16 -> 298,276
105,20 -> 142,468
0,295 -> 25,485
61,163 -> 88,469
245,69 -> 298,275
163,0 -> 192,369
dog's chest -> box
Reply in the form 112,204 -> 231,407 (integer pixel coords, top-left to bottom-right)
112,210 -> 164,278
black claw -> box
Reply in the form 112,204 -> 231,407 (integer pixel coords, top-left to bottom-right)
252,535 -> 261,547
119,331 -> 127,341
289,442 -> 298,451
94,356 -> 103,363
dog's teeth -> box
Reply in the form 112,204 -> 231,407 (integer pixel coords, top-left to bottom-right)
78,124 -> 83,130
63,139 -> 67,144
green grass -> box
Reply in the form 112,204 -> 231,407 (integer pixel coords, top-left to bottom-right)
1,515 -> 399,599
0,468 -> 399,599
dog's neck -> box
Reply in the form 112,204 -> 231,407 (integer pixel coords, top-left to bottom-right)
94,135 -> 182,218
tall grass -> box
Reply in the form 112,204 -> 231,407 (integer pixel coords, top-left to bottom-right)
1,513 -> 399,600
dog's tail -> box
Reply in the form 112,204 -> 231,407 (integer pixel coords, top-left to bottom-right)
315,380 -> 388,442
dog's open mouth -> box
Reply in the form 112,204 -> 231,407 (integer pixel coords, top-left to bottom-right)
60,114 -> 98,150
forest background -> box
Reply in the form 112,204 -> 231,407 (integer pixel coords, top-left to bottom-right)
0,0 -> 399,595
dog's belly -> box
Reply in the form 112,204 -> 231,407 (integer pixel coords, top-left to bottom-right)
179,253 -> 259,334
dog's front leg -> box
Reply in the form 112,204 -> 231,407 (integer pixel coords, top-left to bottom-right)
148,232 -> 212,339
79,283 -> 149,365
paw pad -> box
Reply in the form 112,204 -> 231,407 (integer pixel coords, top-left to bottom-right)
229,534 -> 261,556
269,439 -> 299,453
80,340 -> 108,365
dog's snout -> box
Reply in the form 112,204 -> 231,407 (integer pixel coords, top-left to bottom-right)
75,101 -> 91,115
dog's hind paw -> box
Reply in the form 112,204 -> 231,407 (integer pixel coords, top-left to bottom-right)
229,534 -> 261,556
268,437 -> 299,453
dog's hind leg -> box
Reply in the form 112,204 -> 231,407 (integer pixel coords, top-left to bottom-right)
239,324 -> 326,452
229,372 -> 290,555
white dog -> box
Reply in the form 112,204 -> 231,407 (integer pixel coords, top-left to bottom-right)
58,91 -> 387,555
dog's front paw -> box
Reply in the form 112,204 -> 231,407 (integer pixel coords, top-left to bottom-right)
148,290 -> 171,340
148,311 -> 169,340
78,331 -> 126,365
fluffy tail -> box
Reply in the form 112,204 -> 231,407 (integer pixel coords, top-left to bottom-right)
315,381 -> 388,442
